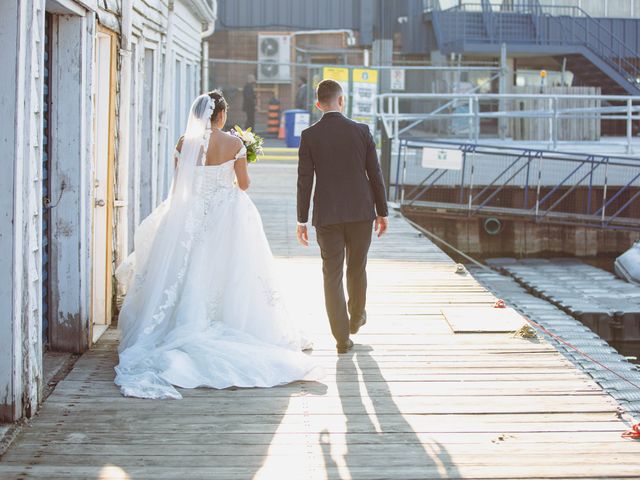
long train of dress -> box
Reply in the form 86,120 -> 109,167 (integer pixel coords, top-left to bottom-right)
114,147 -> 323,399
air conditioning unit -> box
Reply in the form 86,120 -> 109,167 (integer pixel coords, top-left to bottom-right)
257,34 -> 291,84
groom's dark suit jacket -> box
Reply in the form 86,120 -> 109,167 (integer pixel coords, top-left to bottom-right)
297,112 -> 388,227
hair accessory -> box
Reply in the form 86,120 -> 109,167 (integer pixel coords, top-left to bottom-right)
206,96 -> 215,118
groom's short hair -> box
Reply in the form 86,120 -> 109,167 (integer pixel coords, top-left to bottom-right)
316,79 -> 343,105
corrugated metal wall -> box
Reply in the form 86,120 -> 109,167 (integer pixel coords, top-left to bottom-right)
217,0 -> 362,31
216,0 -> 640,55
215,0 -> 430,53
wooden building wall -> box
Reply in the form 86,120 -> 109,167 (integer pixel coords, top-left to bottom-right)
0,0 -> 215,422
0,0 -> 46,422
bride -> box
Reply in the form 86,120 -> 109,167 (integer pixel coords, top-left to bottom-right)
114,91 -> 322,399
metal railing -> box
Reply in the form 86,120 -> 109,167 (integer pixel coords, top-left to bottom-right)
378,92 -> 640,153
431,1 -> 640,93
394,139 -> 640,231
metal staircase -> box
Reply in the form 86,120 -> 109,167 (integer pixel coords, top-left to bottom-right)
426,0 -> 640,95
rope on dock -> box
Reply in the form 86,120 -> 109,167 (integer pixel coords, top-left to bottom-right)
403,214 -> 640,438
403,217 -> 493,272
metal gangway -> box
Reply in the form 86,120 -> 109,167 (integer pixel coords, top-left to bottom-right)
391,139 -> 640,231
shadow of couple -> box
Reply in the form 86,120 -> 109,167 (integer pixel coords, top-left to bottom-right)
316,345 -> 461,480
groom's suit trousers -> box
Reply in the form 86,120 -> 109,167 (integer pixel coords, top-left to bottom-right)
316,220 -> 372,345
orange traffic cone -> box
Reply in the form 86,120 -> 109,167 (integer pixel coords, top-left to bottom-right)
277,115 -> 285,140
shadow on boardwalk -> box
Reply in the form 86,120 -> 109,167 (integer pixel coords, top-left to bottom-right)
319,346 -> 460,480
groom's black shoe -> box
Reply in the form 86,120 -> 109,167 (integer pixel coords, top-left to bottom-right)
350,311 -> 367,335
336,339 -> 354,354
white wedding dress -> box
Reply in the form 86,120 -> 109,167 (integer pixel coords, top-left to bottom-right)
114,95 -> 322,399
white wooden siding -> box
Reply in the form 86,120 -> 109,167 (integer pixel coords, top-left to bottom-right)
0,0 -> 215,422
0,0 -> 46,421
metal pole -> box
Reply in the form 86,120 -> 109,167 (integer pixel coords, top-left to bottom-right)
474,97 -> 480,143
498,43 -> 508,140
394,140 -> 404,202
627,98 -> 633,154
601,158 -> 609,225
552,97 -> 558,150
394,95 -> 399,140
534,154 -> 542,219
467,97 -> 474,141
401,152 -> 407,205
468,149 -> 475,213
459,150 -> 467,204
547,97 -> 553,149
209,57 -> 500,71
387,96 -> 393,133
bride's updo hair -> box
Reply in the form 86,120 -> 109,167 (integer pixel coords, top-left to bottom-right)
207,90 -> 227,122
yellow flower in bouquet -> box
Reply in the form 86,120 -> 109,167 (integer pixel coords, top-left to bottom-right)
231,125 -> 264,163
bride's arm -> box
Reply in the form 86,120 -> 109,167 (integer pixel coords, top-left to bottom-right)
174,136 -> 185,169
234,157 -> 250,191
233,138 -> 250,191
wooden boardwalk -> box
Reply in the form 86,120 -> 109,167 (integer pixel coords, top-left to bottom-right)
2,162 -> 640,479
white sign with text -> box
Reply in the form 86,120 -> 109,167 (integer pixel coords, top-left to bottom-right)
421,147 -> 463,170
390,69 -> 405,91
293,112 -> 310,136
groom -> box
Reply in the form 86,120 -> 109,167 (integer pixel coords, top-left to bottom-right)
296,79 -> 389,354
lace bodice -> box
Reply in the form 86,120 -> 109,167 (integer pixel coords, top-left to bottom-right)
175,144 -> 247,192
195,160 -> 238,191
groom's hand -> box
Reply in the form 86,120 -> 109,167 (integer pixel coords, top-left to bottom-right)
296,224 -> 309,246
375,216 -> 388,238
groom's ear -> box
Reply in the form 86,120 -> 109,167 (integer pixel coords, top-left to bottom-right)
315,101 -> 322,111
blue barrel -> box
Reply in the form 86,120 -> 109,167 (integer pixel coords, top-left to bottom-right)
284,109 -> 310,148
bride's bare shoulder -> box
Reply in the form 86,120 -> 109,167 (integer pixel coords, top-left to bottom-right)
220,130 -> 243,146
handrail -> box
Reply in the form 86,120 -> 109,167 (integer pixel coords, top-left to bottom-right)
565,9 -> 640,83
437,2 -> 640,90
377,92 -> 640,153
401,139 -> 639,165
378,92 -> 640,101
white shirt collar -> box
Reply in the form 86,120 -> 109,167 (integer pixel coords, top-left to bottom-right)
322,110 -> 341,115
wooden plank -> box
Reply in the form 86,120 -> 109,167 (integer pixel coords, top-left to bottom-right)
442,306 -> 527,333
3,161 -> 639,479
2,463 -> 640,480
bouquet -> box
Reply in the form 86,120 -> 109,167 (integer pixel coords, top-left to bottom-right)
230,125 -> 264,163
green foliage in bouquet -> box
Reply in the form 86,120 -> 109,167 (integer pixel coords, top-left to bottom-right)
231,125 -> 264,163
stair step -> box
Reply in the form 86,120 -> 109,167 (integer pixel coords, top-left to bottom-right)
260,155 -> 298,161
261,147 -> 298,161
263,147 -> 297,153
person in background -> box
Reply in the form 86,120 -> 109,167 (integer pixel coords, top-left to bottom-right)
295,76 -> 308,110
243,74 -> 256,130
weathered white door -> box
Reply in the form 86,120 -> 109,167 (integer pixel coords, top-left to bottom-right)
91,29 -> 116,342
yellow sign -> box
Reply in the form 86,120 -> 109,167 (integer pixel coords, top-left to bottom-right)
322,67 -> 349,82
353,69 -> 378,84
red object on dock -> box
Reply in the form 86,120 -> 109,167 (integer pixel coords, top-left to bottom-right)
622,423 -> 640,440
494,299 -> 506,308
